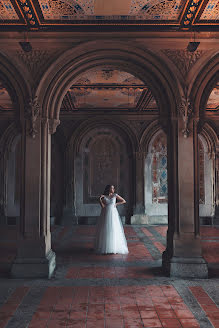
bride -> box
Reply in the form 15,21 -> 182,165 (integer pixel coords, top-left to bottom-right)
94,185 -> 129,254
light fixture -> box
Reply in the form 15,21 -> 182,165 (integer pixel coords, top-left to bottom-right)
19,31 -> 32,52
187,29 -> 200,52
187,41 -> 200,52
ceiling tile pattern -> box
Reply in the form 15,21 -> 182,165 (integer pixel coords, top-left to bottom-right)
0,0 -> 218,28
130,0 -> 184,20
200,0 -> 219,21
38,0 -> 185,21
0,0 -> 18,20
61,67 -> 157,111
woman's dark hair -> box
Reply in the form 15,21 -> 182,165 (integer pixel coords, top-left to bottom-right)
103,185 -> 114,195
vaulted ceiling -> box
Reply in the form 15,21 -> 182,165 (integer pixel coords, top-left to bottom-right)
61,68 -> 158,111
0,0 -> 218,30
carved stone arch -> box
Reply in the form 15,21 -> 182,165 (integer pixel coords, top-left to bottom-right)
191,53 -> 219,116
35,40 -> 181,121
200,122 -> 218,158
0,52 -> 31,119
139,120 -> 165,154
68,117 -> 137,157
63,118 -> 135,224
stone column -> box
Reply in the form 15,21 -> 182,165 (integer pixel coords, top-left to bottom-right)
162,94 -> 208,278
214,149 -> 219,224
11,98 -> 58,278
131,150 -> 148,224
61,143 -> 78,225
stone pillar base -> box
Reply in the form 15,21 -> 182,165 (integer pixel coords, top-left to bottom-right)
130,214 -> 149,224
11,249 -> 56,279
163,255 -> 208,279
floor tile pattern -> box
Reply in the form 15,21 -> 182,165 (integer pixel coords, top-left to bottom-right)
0,224 -> 219,327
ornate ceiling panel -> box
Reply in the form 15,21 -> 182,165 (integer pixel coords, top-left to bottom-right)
0,0 -> 19,20
0,0 -> 218,29
0,82 -> 13,110
206,82 -> 219,110
61,67 -> 158,111
199,0 -> 219,21
38,0 -> 184,21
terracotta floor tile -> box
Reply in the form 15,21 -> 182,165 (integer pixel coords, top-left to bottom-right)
47,319 -> 67,328
139,310 -> 158,319
105,319 -> 124,327
160,318 -> 182,328
28,320 -> 48,328
86,319 -> 104,328
157,310 -> 177,319
65,319 -> 86,328
179,318 -> 200,328
174,310 -> 195,319
141,318 -> 162,327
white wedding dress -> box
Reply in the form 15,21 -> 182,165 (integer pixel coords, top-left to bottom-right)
94,193 -> 129,254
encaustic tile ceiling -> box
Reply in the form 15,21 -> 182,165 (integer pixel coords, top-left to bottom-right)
0,0 -> 218,29
61,67 -> 158,111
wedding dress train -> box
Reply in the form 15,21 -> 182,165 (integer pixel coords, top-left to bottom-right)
94,193 -> 129,254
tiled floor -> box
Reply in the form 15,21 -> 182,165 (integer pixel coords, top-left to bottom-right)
0,224 -> 219,327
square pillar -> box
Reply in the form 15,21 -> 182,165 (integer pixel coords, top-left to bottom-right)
131,151 -> 148,224
11,112 -> 57,278
163,110 -> 208,278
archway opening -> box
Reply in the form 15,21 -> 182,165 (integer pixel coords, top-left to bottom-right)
50,64 -> 172,270
199,80 -> 219,277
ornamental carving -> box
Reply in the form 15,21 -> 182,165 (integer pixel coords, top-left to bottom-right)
16,49 -> 59,80
162,49 -> 204,78
25,96 -> 40,138
48,119 -> 60,134
178,87 -> 193,138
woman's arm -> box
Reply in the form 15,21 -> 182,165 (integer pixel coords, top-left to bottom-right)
99,195 -> 105,208
115,194 -> 126,206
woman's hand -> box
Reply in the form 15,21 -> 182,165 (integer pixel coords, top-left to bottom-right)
99,195 -> 105,208
115,194 -> 126,207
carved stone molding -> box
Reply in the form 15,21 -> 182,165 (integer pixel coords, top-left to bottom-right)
162,49 -> 204,78
177,87 -> 193,138
48,119 -> 60,135
16,49 -> 61,80
25,96 -> 40,138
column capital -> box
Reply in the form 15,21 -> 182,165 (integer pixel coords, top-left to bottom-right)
41,118 -> 60,134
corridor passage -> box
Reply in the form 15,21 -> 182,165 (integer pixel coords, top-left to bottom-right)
1,225 -> 219,328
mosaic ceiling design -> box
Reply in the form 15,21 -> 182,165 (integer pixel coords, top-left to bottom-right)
206,82 -> 219,110
200,0 -> 219,21
0,0 -> 18,20
61,67 -> 158,111
0,82 -> 13,110
0,0 -> 218,28
38,0 -> 184,21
